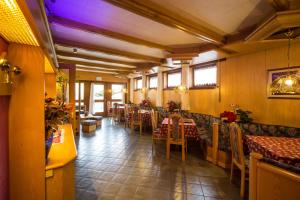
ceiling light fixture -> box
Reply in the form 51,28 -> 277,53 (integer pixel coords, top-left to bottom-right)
73,48 -> 78,54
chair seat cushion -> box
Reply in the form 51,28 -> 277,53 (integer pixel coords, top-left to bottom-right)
81,120 -> 97,125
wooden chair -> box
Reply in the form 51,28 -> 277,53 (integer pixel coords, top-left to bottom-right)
124,104 -> 132,128
112,103 -> 119,124
166,114 -> 186,161
130,106 -> 142,135
150,109 -> 166,154
229,122 -> 248,198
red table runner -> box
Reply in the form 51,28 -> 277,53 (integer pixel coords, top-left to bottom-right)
245,135 -> 300,166
160,118 -> 199,140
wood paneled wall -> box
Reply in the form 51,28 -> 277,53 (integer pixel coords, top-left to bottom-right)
190,43 -> 300,128
132,43 -> 300,127
45,73 -> 57,98
8,44 -> 45,200
133,91 -> 143,104
0,36 -> 8,200
147,89 -> 157,106
163,90 -> 181,107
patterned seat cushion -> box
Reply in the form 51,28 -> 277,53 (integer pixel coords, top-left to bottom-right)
81,120 -> 97,125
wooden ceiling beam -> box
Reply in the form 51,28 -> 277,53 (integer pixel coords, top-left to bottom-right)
54,37 -> 162,63
56,50 -> 137,67
58,58 -> 135,72
49,15 -> 172,51
268,0 -> 290,11
76,67 -> 129,75
102,0 -> 224,44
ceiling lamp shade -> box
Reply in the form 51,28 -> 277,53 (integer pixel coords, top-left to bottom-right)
269,30 -> 300,95
0,0 -> 38,46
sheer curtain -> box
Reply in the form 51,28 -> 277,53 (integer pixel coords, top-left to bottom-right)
89,83 -> 95,114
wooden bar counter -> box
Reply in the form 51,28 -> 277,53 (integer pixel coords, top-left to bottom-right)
45,124 -> 77,200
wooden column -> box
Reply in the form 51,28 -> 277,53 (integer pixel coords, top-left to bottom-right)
8,44 -> 45,200
129,78 -> 134,103
142,74 -> 147,100
181,64 -> 190,111
156,70 -> 163,107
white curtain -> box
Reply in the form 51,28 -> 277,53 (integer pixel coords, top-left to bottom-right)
89,83 -> 95,114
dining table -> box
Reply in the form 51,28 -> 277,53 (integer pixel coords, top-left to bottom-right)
160,118 -> 199,140
127,109 -> 151,125
245,135 -> 300,167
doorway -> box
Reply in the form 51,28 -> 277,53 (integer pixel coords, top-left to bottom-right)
89,83 -> 126,116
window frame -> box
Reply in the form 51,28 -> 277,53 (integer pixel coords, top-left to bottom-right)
191,61 -> 218,89
134,77 -> 142,90
147,73 -> 158,89
164,68 -> 182,89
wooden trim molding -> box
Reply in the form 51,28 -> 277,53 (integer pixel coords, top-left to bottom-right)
102,0 -> 224,44
49,15 -> 172,51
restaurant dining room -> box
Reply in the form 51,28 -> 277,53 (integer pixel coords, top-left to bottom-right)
1,0 -> 300,200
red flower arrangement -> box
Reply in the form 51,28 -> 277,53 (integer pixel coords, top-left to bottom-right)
220,111 -> 237,123
139,99 -> 152,109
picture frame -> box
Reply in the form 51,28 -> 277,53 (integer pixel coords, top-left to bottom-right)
267,66 -> 300,98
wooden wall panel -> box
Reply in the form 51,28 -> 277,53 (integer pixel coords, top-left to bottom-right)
0,36 -> 8,200
163,90 -> 181,107
147,89 -> 157,106
190,43 -> 300,128
8,44 -> 45,200
45,73 -> 57,98
133,91 -> 143,104
132,43 -> 300,127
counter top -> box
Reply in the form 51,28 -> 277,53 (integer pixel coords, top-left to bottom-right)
46,124 -> 77,171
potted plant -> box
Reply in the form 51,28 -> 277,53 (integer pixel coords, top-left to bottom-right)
139,98 -> 152,110
220,111 -> 237,123
236,109 -> 253,123
167,101 -> 181,113
45,97 -> 69,161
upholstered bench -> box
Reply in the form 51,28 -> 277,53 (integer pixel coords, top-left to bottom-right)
81,120 -> 97,133
85,116 -> 103,127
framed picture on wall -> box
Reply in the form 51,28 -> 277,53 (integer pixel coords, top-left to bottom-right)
267,66 -> 300,98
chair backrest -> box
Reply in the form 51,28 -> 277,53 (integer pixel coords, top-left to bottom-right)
168,113 -> 184,140
229,122 -> 245,168
132,106 -> 140,122
150,109 -> 158,130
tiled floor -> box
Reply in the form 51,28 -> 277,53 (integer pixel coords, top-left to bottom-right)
75,118 -> 242,200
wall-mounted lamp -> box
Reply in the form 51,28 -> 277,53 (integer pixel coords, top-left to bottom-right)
122,88 -> 128,93
174,85 -> 188,94
140,87 -> 147,94
0,59 -> 22,84
0,59 -> 22,95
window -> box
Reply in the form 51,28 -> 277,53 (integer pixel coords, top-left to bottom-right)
111,84 -> 124,103
135,78 -> 142,89
149,76 -> 157,88
75,82 -> 84,106
193,65 -> 217,87
167,72 -> 181,88
92,84 -> 104,113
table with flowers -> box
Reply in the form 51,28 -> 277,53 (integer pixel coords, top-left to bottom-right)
160,118 -> 199,140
